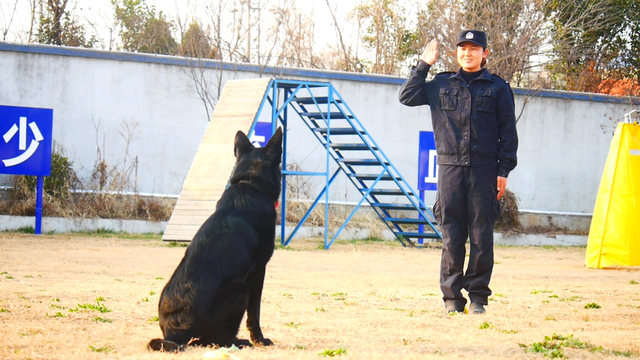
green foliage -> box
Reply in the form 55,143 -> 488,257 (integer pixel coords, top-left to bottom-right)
167,241 -> 189,248
275,244 -> 294,251
354,0 -> 420,74
12,226 -> 35,234
331,292 -> 347,301
181,21 -> 215,58
544,0 -> 639,91
88,345 -> 115,353
584,302 -> 601,309
284,322 -> 302,329
318,347 -> 347,357
522,336 -> 565,358
70,230 -> 162,240
19,330 -> 41,337
479,321 -> 518,334
37,0 -> 96,47
148,316 -> 159,322
10,143 -> 79,206
94,317 -> 113,323
76,298 -> 111,313
113,0 -> 177,55
532,289 -> 554,294
522,333 -> 637,358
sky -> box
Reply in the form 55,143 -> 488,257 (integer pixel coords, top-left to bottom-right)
0,0 -> 368,52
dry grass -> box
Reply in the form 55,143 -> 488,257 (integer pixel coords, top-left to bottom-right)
0,190 -> 176,222
278,201 -> 390,238
0,233 -> 639,360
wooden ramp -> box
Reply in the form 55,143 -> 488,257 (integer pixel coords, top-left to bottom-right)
162,78 -> 272,241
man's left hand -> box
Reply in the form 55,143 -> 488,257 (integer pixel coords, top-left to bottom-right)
497,176 -> 508,200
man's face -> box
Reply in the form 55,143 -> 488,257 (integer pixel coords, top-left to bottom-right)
456,42 -> 488,72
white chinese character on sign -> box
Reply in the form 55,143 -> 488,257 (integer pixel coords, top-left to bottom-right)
2,117 -> 44,166
424,149 -> 438,185
249,133 -> 265,148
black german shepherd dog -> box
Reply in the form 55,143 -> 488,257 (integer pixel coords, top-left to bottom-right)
148,127 -> 283,352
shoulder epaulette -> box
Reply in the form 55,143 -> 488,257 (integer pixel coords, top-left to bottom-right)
491,73 -> 509,84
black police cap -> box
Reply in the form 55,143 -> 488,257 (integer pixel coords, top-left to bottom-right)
456,30 -> 487,48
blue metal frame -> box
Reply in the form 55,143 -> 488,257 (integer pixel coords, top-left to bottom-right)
250,79 -> 441,249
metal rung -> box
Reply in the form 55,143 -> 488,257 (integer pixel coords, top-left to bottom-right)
383,217 -> 431,225
350,173 -> 400,181
293,96 -> 342,104
300,112 -> 350,119
370,202 -> 427,210
314,128 -> 362,135
366,189 -> 413,196
396,232 -> 441,239
330,143 -> 376,151
337,159 -> 388,166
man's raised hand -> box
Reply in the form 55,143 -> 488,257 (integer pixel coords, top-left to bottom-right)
420,39 -> 439,66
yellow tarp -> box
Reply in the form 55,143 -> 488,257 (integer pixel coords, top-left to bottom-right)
586,123 -> 640,268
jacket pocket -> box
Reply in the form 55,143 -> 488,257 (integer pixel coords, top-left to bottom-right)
476,89 -> 497,113
439,87 -> 458,111
432,193 -> 442,225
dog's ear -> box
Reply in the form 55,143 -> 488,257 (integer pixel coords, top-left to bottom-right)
234,130 -> 254,158
265,127 -> 283,161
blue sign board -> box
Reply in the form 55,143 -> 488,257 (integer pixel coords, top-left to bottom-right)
418,131 -> 438,191
0,105 -> 53,176
249,119 -> 274,148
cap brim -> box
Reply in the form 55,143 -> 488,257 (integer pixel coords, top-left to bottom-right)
456,40 -> 485,47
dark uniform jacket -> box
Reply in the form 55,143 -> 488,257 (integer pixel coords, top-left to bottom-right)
398,61 -> 518,178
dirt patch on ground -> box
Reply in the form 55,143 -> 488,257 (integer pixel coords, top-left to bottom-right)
0,234 -> 638,359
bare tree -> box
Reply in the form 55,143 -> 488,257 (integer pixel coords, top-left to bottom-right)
0,0 -> 20,41
415,0 -> 622,89
324,0 -> 362,72
267,0 -> 322,69
416,0 -> 547,83
112,0 -> 177,55
27,0 -> 42,42
544,0 -> 636,92
353,0 -> 419,75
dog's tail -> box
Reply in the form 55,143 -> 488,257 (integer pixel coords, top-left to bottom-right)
147,338 -> 184,352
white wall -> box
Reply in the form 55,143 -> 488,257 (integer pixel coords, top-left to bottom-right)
0,43 -> 637,213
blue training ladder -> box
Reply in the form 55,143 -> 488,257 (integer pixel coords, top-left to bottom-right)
247,79 -> 441,249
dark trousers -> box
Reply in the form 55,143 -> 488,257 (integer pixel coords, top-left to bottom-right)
433,165 -> 500,307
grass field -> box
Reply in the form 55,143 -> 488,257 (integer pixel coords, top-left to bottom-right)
0,232 -> 639,359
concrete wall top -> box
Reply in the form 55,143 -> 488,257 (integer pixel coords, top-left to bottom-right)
3,42 -> 638,105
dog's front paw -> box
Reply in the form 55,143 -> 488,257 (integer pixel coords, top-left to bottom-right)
253,338 -> 273,347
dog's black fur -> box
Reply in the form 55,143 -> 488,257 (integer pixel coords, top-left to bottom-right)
148,127 -> 283,352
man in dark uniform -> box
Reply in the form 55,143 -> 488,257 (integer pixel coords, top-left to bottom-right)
398,30 -> 518,314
